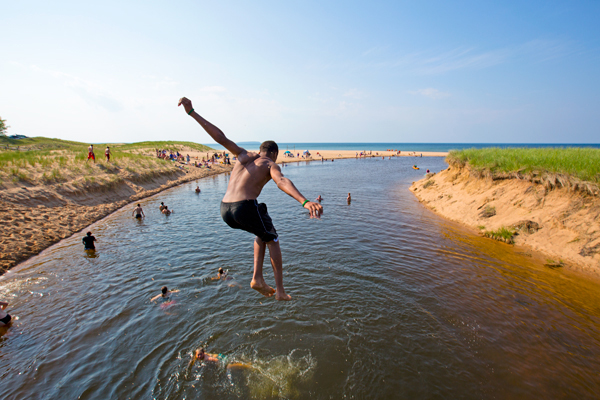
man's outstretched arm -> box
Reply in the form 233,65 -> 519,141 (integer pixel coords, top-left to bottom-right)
178,97 -> 246,157
270,164 -> 323,218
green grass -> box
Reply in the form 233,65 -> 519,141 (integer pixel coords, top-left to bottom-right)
483,226 -> 515,244
447,147 -> 600,184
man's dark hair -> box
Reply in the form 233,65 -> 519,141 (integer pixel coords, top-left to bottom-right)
260,141 -> 278,155
87,231 -> 92,236
137,204 -> 140,207
161,286 -> 168,294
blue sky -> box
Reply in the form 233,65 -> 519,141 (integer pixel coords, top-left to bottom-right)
1,0 -> 599,144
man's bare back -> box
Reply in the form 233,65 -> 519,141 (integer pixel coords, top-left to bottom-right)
222,153 -> 274,203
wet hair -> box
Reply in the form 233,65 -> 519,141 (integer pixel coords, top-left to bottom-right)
161,286 -> 168,294
259,141 -> 278,155
86,231 -> 92,236
161,202 -> 164,205
137,204 -> 140,207
218,267 -> 224,274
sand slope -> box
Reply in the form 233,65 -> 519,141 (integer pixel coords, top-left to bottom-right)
411,166 -> 600,274
0,164 -> 232,273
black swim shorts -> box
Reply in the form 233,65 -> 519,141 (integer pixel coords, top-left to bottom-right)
220,200 -> 278,243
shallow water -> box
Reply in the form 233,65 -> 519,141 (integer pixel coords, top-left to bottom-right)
1,157 -> 600,399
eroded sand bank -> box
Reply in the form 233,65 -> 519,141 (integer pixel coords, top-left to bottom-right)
411,166 -> 600,274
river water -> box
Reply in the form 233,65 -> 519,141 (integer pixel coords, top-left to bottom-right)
1,157 -> 600,399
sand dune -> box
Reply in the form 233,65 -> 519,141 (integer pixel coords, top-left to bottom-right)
411,166 -> 600,276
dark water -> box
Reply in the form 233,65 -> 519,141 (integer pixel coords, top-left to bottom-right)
207,142 -> 600,152
2,157 -> 600,399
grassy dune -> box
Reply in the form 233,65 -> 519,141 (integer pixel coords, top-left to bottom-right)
0,137 -> 213,188
447,148 -> 600,185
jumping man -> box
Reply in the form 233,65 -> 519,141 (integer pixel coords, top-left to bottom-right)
178,97 -> 323,301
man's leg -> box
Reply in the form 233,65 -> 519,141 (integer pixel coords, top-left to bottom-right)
251,237 -> 275,297
266,240 -> 291,301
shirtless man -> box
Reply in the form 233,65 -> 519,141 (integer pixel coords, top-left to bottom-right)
132,204 -> 145,219
159,202 -> 166,211
178,97 -> 323,301
87,145 -> 95,163
105,146 -> 111,162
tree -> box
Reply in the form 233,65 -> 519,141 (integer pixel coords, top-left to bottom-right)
0,116 -> 8,136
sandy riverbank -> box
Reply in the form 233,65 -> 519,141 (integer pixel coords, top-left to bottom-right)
411,165 -> 600,275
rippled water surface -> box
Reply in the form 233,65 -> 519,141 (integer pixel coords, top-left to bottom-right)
2,157 -> 600,399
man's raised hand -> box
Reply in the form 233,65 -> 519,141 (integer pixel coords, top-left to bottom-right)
304,201 -> 323,218
178,97 -> 193,114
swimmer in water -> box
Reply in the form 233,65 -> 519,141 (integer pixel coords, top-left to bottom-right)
191,347 -> 253,370
212,267 -> 229,280
0,301 -> 12,327
195,186 -> 201,193
151,286 -> 179,302
132,204 -> 145,219
162,206 -> 172,215
347,193 -> 351,204
316,195 -> 323,202
159,202 -> 166,211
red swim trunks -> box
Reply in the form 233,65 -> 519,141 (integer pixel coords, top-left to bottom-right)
88,152 -> 95,160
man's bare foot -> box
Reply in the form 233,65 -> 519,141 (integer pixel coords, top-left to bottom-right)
251,279 -> 275,297
275,292 -> 292,301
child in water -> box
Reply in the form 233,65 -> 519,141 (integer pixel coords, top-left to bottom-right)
191,347 -> 252,371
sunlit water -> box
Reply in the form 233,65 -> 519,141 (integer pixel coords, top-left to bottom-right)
1,157 -> 600,399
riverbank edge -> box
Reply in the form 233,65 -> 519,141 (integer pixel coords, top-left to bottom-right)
410,165 -> 600,276
1,165 -> 234,275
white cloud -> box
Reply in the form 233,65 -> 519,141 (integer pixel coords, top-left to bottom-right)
408,88 -> 451,99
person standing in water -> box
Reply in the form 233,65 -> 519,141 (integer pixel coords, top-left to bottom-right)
82,231 -> 96,250
132,204 -> 145,219
347,193 -> 352,204
178,97 -> 323,301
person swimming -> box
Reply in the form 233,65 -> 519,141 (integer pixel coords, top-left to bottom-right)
347,193 -> 351,204
191,347 -> 253,371
150,286 -> 179,302
162,206 -> 172,215
316,195 -> 323,202
195,186 -> 201,193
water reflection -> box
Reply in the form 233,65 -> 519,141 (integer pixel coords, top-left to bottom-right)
1,157 -> 600,399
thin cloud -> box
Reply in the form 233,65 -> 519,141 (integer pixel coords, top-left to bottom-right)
408,88 -> 451,99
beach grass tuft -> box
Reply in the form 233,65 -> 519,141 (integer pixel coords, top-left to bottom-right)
423,180 -> 435,189
447,147 -> 600,185
483,226 -> 515,244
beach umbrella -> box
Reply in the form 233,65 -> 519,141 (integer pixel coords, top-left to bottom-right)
284,151 -> 292,154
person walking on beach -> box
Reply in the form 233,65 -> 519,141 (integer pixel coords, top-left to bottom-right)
87,145 -> 95,163
132,204 -> 145,219
105,146 -> 111,162
178,97 -> 323,301
82,231 -> 96,250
